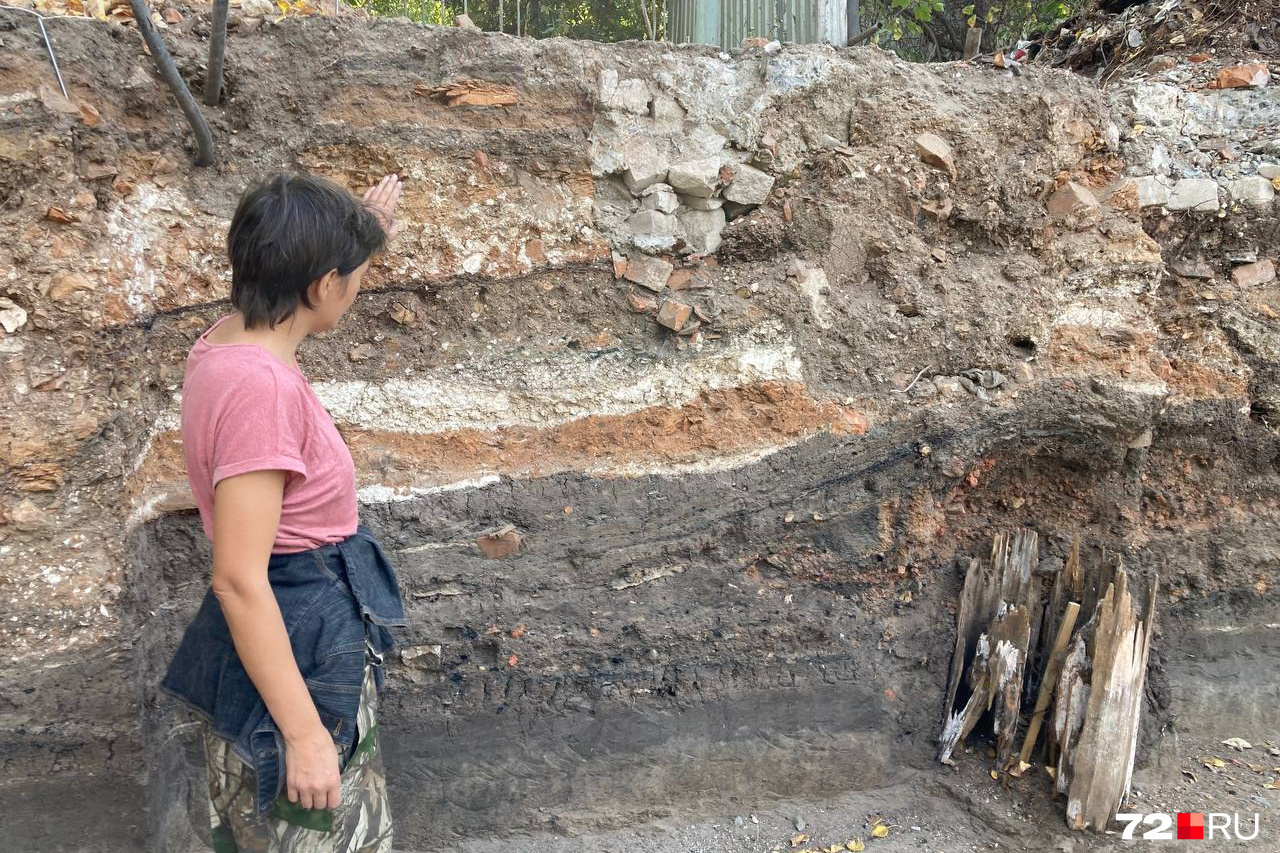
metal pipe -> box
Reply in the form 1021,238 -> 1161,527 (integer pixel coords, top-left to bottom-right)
0,6 -> 71,99
36,16 -> 69,100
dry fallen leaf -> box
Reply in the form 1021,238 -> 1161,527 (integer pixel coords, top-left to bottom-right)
1200,756 -> 1226,770
1223,737 -> 1253,750
845,841 -> 865,853
790,834 -> 809,847
1007,759 -> 1032,778
871,824 -> 889,839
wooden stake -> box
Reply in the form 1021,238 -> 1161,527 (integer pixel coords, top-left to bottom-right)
962,26 -> 983,60
1019,601 -> 1080,765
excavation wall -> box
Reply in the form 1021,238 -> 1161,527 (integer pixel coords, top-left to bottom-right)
0,12 -> 1276,852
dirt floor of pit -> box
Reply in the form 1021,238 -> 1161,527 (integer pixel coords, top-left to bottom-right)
389,743 -> 1277,853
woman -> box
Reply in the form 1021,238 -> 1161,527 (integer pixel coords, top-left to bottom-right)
160,172 -> 408,852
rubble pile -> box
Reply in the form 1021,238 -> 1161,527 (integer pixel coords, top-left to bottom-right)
1036,0 -> 1280,220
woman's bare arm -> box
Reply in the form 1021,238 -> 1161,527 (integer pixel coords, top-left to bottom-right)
211,470 -> 341,810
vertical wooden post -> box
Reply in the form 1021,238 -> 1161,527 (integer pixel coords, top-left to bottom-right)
962,26 -> 983,59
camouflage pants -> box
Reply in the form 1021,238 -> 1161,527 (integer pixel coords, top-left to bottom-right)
198,645 -> 393,853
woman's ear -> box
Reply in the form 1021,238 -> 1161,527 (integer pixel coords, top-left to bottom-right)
311,268 -> 343,303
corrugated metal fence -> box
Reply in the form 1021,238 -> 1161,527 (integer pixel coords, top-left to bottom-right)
668,0 -> 847,48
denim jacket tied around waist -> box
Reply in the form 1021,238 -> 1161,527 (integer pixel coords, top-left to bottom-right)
159,523 -> 408,814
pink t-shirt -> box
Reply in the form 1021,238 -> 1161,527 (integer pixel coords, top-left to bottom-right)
180,314 -> 358,554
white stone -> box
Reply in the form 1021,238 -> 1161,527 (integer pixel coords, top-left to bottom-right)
677,207 -> 726,255
650,94 -> 685,130
1133,175 -> 1171,207
0,297 -> 27,334
1166,178 -> 1219,212
1149,142 -> 1173,176
678,124 -> 728,159
598,69 -> 651,115
620,137 -> 668,194
1104,121 -> 1121,151
667,157 -> 721,198
1128,83 -> 1183,129
589,146 -> 624,178
640,189 -> 679,214
1258,163 -> 1280,180
679,195 -> 723,211
722,162 -> 775,206
787,260 -> 833,329
626,209 -> 678,252
1230,176 -> 1275,207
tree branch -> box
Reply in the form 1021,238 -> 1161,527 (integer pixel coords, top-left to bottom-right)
128,0 -> 215,166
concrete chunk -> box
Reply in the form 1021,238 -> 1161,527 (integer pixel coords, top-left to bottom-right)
640,184 -> 680,214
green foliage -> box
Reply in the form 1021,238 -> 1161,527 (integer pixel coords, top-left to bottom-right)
864,0 -> 1086,60
348,0 -> 664,42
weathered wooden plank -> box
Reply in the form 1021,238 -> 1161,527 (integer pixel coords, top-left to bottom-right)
942,557 -> 987,727
939,530 -> 1157,834
1019,600 -> 1080,765
1064,570 -> 1158,830
1052,637 -> 1090,796
989,603 -> 1030,769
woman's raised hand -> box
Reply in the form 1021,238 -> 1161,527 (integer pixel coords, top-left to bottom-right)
362,174 -> 404,243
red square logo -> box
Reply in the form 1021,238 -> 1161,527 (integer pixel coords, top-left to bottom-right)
1177,812 -> 1204,840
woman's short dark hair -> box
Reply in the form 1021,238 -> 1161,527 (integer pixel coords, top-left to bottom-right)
227,172 -> 387,329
